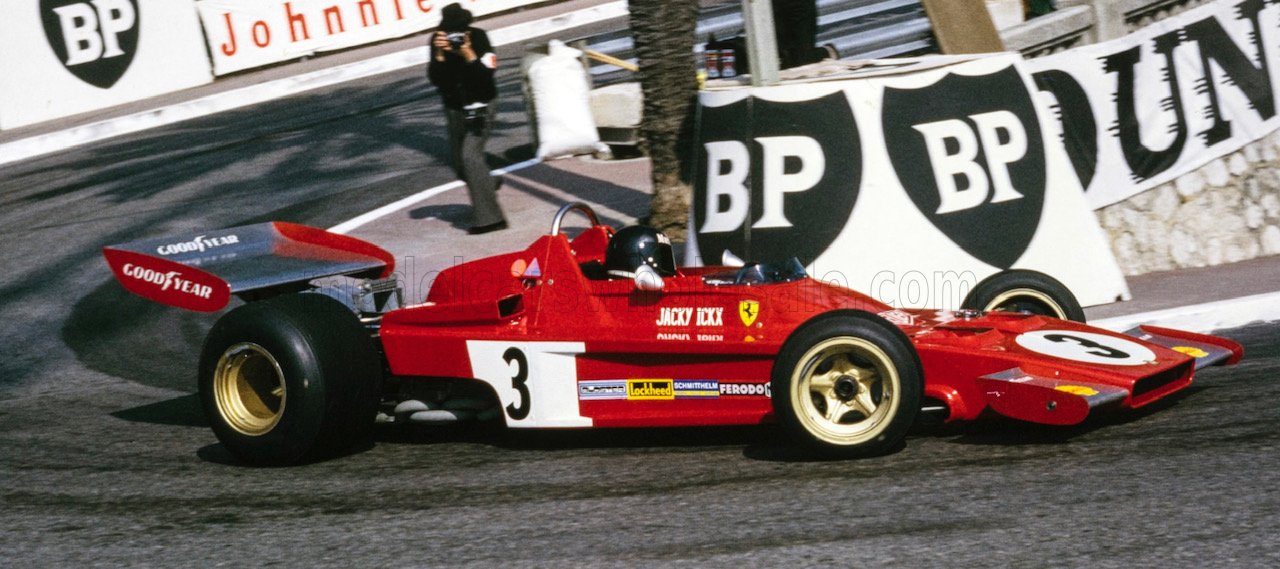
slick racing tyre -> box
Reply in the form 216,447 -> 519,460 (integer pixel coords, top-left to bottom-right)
962,269 -> 1086,323
198,293 -> 381,466
772,312 -> 923,458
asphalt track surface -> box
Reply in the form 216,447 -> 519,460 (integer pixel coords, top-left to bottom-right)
2,47 -> 1279,569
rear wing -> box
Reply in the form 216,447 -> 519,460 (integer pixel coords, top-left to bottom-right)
102,222 -> 394,312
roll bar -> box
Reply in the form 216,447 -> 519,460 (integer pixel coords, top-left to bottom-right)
549,202 -> 602,235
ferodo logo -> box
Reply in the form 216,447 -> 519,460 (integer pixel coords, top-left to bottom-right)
719,382 -> 771,398
121,263 -> 214,299
694,91 -> 861,266
882,66 -> 1046,269
41,0 -> 140,89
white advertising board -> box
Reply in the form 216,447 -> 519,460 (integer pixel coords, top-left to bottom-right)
0,0 -> 213,130
688,54 -> 1131,309
198,0 -> 546,75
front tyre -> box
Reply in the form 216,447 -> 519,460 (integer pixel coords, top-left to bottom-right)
772,312 -> 923,458
199,294 -> 382,466
962,269 -> 1086,322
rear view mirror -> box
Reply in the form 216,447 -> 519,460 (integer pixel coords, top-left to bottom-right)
722,250 -> 745,267
634,264 -> 664,292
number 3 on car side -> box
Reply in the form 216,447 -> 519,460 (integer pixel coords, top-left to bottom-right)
466,341 -> 590,427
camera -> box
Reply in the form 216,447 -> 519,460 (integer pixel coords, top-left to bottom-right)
446,32 -> 466,49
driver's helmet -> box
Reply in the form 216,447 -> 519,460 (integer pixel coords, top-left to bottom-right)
604,226 -> 677,278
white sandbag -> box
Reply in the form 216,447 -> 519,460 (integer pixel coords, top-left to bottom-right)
528,40 -> 609,159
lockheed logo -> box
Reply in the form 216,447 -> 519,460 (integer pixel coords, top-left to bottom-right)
882,66 -> 1046,269
41,0 -> 140,89
694,91 -> 861,266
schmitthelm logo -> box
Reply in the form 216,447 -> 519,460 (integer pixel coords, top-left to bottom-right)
41,0 -> 140,89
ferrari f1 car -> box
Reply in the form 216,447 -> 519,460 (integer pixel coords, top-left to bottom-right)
103,203 -> 1243,465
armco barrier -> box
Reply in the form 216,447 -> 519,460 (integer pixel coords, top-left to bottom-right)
0,0 -> 213,130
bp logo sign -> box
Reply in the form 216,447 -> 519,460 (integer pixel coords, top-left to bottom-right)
694,91 -> 861,266
882,66 -> 1046,269
41,0 -> 140,89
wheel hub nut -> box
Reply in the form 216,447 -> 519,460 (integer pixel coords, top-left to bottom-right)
834,376 -> 858,399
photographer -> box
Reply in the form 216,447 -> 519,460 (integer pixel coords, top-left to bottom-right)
428,3 -> 505,234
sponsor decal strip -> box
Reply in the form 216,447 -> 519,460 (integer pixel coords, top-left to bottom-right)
576,379 -> 772,400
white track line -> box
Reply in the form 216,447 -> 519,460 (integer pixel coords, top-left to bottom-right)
328,158 -> 542,234
1092,290 -> 1280,333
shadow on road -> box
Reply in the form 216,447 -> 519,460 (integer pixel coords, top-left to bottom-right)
63,279 -> 213,392
408,203 -> 472,228
377,423 -> 911,464
112,393 -> 207,428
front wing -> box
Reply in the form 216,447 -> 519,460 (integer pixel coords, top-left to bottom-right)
978,325 -> 1242,425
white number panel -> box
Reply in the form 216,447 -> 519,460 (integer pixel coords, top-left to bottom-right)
466,341 -> 589,428
1015,330 -> 1156,366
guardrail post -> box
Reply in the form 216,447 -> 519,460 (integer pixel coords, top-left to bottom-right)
1090,0 -> 1127,41
741,0 -> 781,86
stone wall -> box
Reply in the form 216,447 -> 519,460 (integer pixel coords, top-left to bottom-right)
1096,134 -> 1280,275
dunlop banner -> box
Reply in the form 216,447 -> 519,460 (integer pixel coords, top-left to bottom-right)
1029,0 -> 1280,208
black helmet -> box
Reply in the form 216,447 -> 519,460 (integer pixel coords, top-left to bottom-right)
604,226 -> 677,278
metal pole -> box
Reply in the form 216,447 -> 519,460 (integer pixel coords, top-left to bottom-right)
741,0 -> 781,86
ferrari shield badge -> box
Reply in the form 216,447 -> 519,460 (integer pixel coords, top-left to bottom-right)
739,300 -> 759,326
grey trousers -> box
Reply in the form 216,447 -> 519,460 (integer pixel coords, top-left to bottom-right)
445,105 -> 504,227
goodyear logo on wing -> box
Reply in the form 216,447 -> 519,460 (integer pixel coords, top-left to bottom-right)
627,379 -> 674,400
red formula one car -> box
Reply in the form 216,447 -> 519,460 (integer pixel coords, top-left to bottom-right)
103,203 -> 1243,465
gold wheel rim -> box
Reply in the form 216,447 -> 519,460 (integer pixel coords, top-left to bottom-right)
985,288 -> 1066,319
213,342 -> 286,436
790,336 -> 899,446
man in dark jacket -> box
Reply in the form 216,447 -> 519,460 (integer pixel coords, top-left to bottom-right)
428,3 -> 505,234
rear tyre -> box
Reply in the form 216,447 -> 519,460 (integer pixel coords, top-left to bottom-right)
772,312 -> 923,458
963,269 -> 1086,322
198,294 -> 382,466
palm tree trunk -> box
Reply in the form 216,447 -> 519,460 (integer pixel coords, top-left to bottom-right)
629,0 -> 699,239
